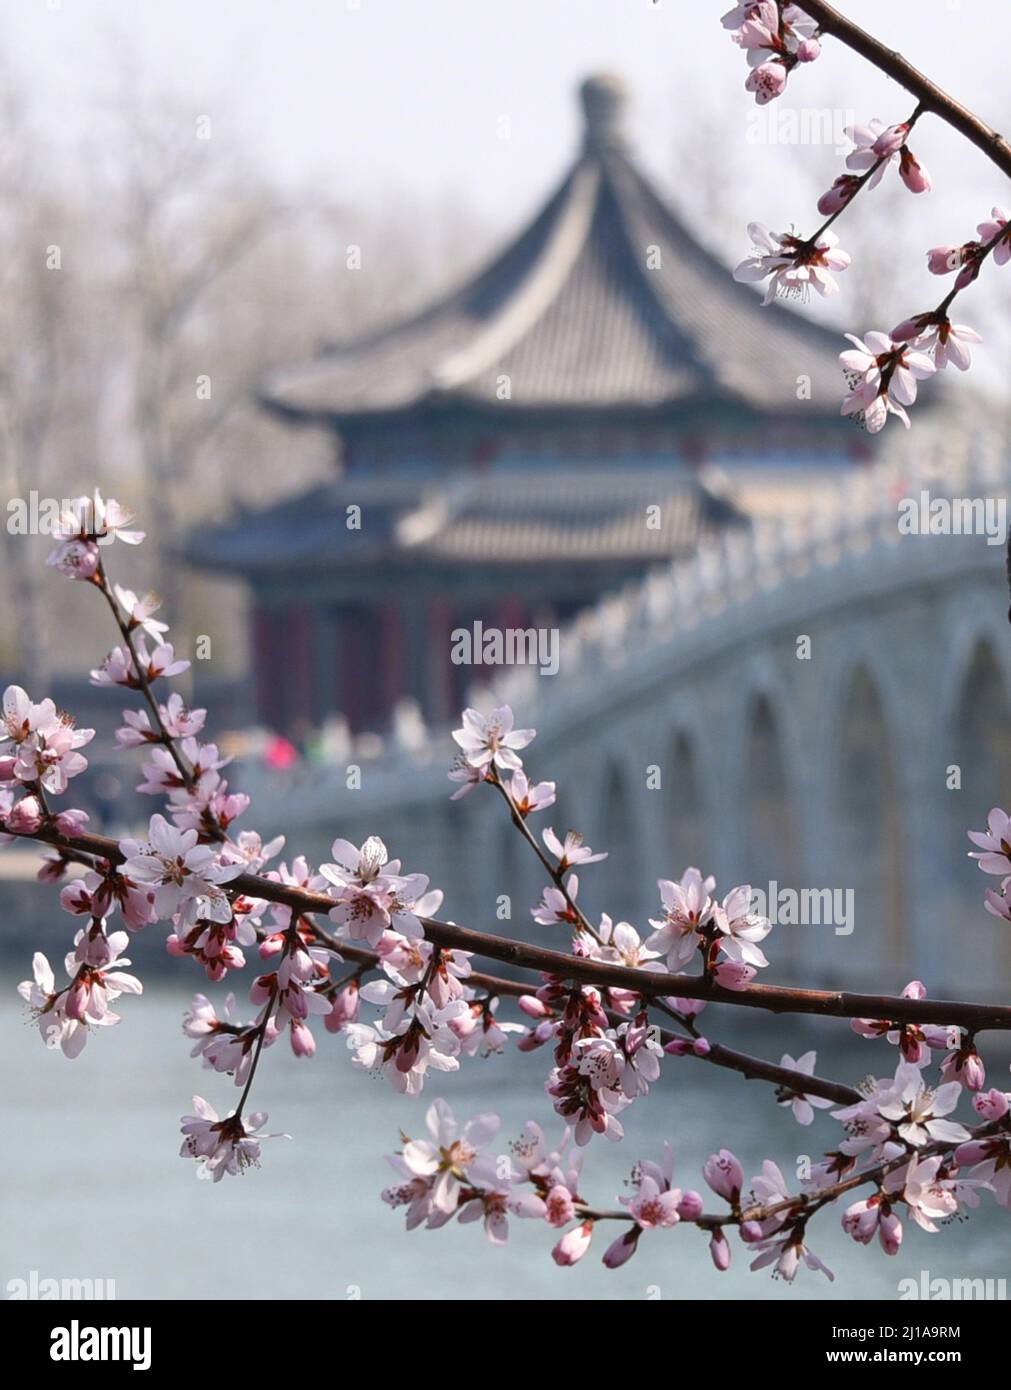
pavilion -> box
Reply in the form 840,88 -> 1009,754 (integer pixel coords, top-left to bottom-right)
191,74 -> 868,737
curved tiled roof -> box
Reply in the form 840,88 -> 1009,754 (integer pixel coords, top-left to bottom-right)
187,468 -> 745,576
259,76 -> 848,425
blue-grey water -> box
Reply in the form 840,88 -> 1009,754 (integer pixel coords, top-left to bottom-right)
3,981 -> 1009,1301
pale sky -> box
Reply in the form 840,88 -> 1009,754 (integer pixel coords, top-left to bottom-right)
6,0 -> 1011,373
7,1 -> 1009,211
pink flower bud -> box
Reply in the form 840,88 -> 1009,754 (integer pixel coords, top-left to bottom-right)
796,36 -> 821,62
324,981 -> 360,1034
872,122 -> 909,158
551,1221 -> 593,1267
692,1037 -> 711,1057
703,1149 -> 743,1204
899,147 -> 931,194
962,1052 -> 986,1091
53,807 -> 89,836
602,1228 -> 640,1269
740,1220 -> 764,1243
545,1184 -> 576,1227
60,882 -> 93,915
973,1088 -> 1009,1121
676,1190 -> 704,1221
891,313 -> 935,343
258,933 -> 285,960
745,60 -> 788,105
518,994 -> 549,1018
713,960 -> 756,991
817,174 -> 859,217
709,1230 -> 731,1271
664,1038 -> 693,1056
7,795 -> 43,833
289,1019 -> 316,1058
955,1139 -> 993,1166
667,995 -> 706,1018
927,245 -> 962,275
878,1210 -> 902,1256
65,977 -> 89,1021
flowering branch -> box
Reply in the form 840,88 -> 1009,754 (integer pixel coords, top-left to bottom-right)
6,491 -> 1011,1282
799,0 -> 1011,180
725,3 -> 1010,432
14,817 -> 1011,1035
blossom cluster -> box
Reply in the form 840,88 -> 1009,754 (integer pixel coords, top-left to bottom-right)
722,3 -> 821,106
722,7 -> 1008,434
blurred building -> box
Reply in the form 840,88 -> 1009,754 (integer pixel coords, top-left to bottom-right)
192,75 -> 870,737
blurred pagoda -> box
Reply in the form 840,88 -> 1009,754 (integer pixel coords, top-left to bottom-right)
192,75 -> 864,738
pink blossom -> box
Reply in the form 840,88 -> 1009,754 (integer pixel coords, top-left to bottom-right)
179,1096 -> 286,1180
398,1099 -> 499,1216
844,119 -> 900,188
542,826 -> 607,871
532,876 -> 581,927
955,1132 -> 1011,1208
113,585 -> 168,642
447,755 -> 487,799
506,769 -> 555,815
734,223 -> 850,305
452,705 -> 535,773
551,1220 -> 593,1266
978,205 -> 1011,264
778,1051 -> 834,1124
47,538 -> 100,581
892,1155 -> 959,1232
750,1233 -> 833,1282
17,952 -> 88,1057
54,491 -> 144,547
871,122 -> 910,159
876,1062 -> 970,1147
968,808 -> 1011,874
119,813 -> 241,926
840,330 -> 936,432
714,884 -> 772,968
646,867 -> 715,970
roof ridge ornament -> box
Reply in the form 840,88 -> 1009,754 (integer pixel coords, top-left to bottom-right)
579,72 -> 628,153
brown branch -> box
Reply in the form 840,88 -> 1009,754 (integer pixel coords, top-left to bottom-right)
801,0 -> 1011,181
17,822 -> 1011,1033
289,907 -> 862,1105
685,1038 -> 860,1106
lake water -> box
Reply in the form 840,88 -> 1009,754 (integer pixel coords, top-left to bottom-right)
2,982 -> 1008,1301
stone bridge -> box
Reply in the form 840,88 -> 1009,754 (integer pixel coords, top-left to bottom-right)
243,439 -> 1011,1000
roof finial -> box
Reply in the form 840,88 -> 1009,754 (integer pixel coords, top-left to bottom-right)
579,73 -> 628,152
